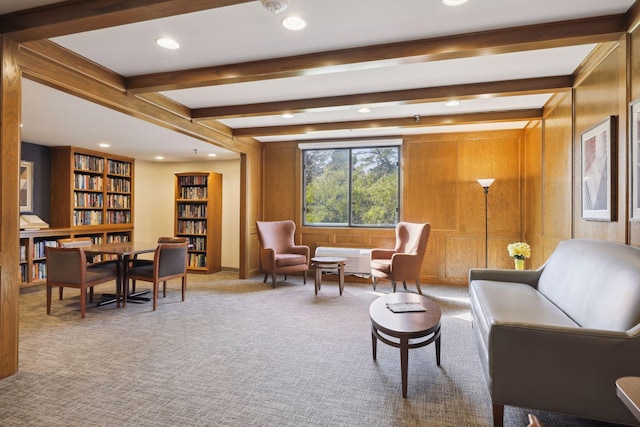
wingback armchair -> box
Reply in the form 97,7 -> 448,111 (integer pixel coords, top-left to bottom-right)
370,222 -> 431,294
256,220 -> 310,288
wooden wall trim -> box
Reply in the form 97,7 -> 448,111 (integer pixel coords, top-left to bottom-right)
0,36 -> 21,379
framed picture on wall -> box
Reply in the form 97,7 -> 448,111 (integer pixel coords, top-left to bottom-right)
19,160 -> 33,213
581,116 -> 617,221
631,99 -> 640,221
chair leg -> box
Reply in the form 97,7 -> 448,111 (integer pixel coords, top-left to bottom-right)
415,280 -> 423,295
153,281 -> 159,311
272,273 -> 276,289
59,287 -> 63,300
47,285 -> 52,315
80,288 -> 86,319
492,403 -> 504,427
372,276 -> 378,290
181,277 -> 186,301
162,281 -> 167,298
89,287 -> 94,303
403,281 -> 407,290
303,270 -> 306,285
263,273 -> 269,283
132,280 -> 136,293
392,281 -> 397,292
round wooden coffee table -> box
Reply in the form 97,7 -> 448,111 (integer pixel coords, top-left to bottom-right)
369,292 -> 442,397
311,256 -> 347,295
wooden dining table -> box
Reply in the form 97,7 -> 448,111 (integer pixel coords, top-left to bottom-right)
84,241 -> 158,308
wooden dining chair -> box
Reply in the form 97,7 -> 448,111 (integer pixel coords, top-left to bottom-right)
45,246 -> 118,318
57,237 -> 118,301
129,237 -> 188,293
126,241 -> 188,311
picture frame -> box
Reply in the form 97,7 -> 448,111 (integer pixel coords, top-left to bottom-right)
630,99 -> 640,221
19,160 -> 33,213
581,116 -> 617,221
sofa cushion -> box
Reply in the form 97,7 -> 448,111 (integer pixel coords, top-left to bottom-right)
470,280 -> 580,381
537,239 -> 640,331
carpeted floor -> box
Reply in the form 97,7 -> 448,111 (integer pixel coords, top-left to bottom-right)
0,273 -> 624,426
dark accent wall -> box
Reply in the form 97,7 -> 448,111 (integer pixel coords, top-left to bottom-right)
20,141 -> 51,222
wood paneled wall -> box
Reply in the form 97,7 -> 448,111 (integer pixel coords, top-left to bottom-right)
573,38 -> 628,243
262,130 -> 525,285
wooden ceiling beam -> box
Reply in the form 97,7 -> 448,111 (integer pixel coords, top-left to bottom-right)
0,0 -> 253,42
192,75 -> 573,119
127,15 -> 625,94
231,109 -> 543,137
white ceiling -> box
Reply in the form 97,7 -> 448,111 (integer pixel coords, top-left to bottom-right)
2,0 -> 637,160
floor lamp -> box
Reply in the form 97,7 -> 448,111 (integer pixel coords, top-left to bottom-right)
477,178 -> 495,268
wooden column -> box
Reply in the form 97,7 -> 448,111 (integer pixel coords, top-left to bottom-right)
0,36 -> 21,379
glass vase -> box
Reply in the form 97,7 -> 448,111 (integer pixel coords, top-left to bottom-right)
514,258 -> 525,270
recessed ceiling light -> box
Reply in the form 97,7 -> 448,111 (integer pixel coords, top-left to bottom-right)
282,16 -> 306,31
445,100 -> 460,107
441,0 -> 468,6
358,107 -> 371,113
99,143 -> 110,148
208,153 -> 217,157
154,156 -> 165,160
156,37 -> 180,50
281,113 -> 294,119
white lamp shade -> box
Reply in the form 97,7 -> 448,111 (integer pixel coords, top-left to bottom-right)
477,178 -> 495,188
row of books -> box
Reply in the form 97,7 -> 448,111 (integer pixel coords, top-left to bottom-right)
73,210 -> 103,226
74,173 -> 103,190
177,220 -> 207,235
107,177 -> 131,192
106,194 -> 131,209
179,187 -> 207,199
106,211 -> 131,224
188,253 -> 207,268
178,176 -> 208,186
75,192 -> 103,208
187,236 -> 207,251
107,159 -> 131,176
33,240 -> 58,259
177,204 -> 207,218
74,154 -> 104,172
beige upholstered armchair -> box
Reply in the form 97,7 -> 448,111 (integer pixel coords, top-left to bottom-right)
370,222 -> 431,294
256,220 -> 310,288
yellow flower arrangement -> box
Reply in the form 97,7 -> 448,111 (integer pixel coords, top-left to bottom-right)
507,242 -> 531,260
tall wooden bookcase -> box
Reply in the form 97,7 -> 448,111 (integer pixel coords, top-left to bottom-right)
19,146 -> 135,288
174,172 -> 222,273
50,146 -> 135,230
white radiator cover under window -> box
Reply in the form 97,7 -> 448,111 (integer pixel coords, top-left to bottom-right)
314,247 -> 371,275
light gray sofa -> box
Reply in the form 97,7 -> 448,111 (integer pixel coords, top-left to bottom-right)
469,238 -> 640,426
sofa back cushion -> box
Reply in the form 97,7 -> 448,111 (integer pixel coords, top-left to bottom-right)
538,239 -> 640,331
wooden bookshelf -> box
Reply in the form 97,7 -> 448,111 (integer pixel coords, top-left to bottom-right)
50,146 -> 134,231
174,172 -> 222,273
19,226 -> 132,287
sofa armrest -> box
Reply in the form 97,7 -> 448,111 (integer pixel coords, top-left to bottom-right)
488,322 -> 640,423
469,268 -> 542,288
